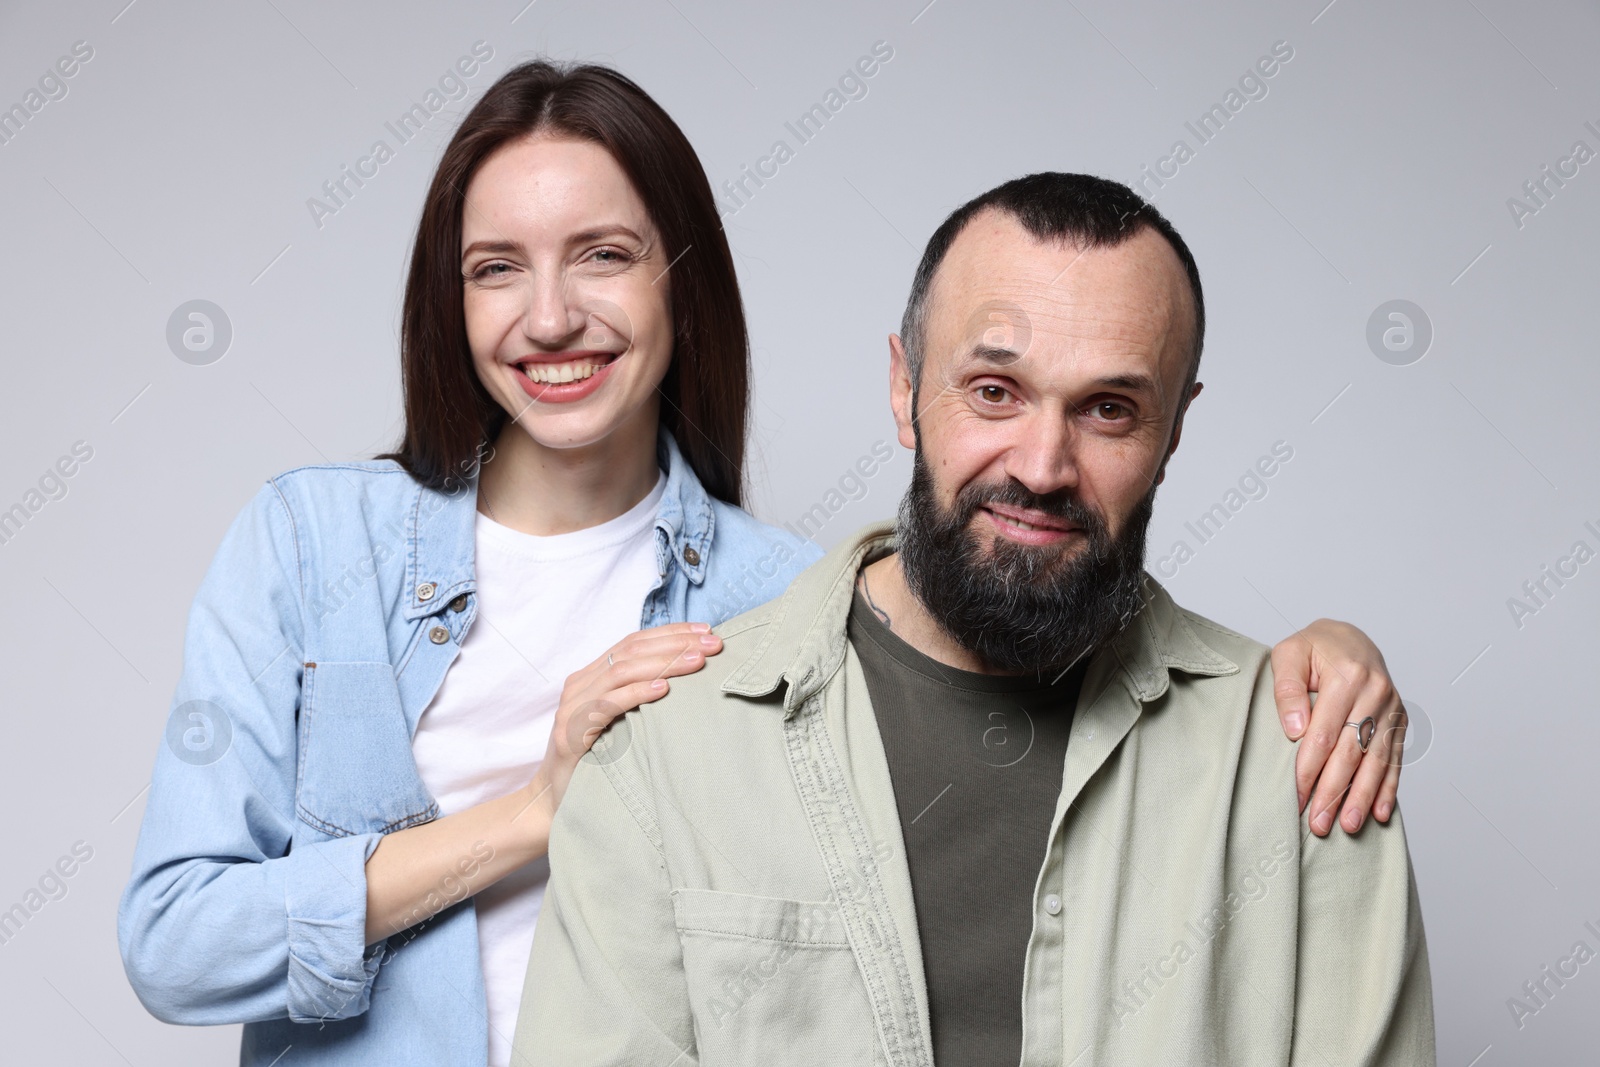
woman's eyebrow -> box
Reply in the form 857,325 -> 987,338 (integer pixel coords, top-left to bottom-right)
568,225 -> 645,245
461,238 -> 521,260
461,226 -> 647,261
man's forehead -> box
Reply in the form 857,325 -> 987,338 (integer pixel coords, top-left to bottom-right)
925,211 -> 1194,379
934,213 -> 1185,319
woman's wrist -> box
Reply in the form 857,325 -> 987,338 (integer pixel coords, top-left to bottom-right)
508,767 -> 557,856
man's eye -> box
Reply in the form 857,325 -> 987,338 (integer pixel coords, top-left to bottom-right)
1092,401 -> 1131,420
977,385 -> 1010,404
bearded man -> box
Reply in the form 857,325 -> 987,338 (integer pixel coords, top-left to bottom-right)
513,172 -> 1434,1066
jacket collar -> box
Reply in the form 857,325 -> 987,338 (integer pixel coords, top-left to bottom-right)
402,424 -> 716,621
720,519 -> 1238,714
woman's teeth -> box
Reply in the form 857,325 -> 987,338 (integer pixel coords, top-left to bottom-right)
521,360 -> 606,384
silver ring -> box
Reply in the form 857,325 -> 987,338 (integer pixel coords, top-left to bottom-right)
607,652 -> 615,667
1346,716 -> 1376,752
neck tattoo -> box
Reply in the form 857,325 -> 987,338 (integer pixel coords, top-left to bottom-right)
858,569 -> 892,628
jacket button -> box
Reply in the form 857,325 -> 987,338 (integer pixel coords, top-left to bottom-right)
417,581 -> 437,602
1044,894 -> 1062,916
682,546 -> 700,567
429,625 -> 450,644
449,594 -> 468,612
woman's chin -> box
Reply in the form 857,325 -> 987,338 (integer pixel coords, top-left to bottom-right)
502,401 -> 655,455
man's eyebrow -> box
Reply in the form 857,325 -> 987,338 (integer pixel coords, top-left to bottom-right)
959,349 -> 1158,395
962,344 -> 1025,367
1092,372 -> 1158,394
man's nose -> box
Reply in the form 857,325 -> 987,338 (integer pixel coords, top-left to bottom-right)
1001,413 -> 1078,497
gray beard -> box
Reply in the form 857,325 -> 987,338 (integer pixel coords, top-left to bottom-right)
894,448 -> 1156,675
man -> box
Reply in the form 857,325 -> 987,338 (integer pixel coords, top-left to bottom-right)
512,173 -> 1434,1064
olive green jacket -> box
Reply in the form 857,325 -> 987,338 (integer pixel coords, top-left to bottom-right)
513,521 -> 1434,1066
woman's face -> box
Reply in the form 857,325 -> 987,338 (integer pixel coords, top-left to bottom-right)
461,133 -> 673,452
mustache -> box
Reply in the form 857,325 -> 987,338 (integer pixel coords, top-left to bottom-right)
951,478 -> 1109,542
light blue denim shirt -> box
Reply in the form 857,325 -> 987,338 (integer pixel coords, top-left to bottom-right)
117,426 -> 823,1066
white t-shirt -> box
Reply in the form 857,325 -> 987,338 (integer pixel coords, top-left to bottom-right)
411,470 -> 666,1067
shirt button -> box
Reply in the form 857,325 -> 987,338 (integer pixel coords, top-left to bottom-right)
682,546 -> 700,567
429,625 -> 450,645
1044,894 -> 1062,916
417,581 -> 437,602
448,594 -> 468,612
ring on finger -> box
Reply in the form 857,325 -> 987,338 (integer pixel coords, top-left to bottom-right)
1345,715 -> 1376,752
608,652 -> 615,667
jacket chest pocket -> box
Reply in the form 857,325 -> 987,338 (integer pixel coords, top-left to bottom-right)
296,661 -> 438,837
672,888 -> 884,1066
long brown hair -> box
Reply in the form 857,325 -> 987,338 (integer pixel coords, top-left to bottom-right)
379,60 -> 749,505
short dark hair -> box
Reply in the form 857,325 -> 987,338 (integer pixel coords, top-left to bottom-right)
379,60 -> 751,505
899,172 -> 1205,412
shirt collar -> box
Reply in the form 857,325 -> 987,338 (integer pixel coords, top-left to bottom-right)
402,423 -> 717,620
652,424 -> 716,585
721,519 -> 1239,715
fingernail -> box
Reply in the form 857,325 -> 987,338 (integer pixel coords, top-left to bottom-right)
651,679 -> 667,690
690,622 -> 710,631
1346,809 -> 1363,833
700,634 -> 720,646
1314,809 -> 1332,834
1376,801 -> 1391,820
1286,711 -> 1306,736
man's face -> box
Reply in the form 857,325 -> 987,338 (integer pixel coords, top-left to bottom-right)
889,210 -> 1199,672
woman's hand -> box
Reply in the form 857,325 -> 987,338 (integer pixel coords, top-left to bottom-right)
525,621 -> 723,821
1270,619 -> 1407,838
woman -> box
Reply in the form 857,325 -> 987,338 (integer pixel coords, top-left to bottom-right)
118,61 -> 1408,1066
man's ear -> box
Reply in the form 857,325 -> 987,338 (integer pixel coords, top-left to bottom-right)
889,333 -> 917,451
1154,381 -> 1203,486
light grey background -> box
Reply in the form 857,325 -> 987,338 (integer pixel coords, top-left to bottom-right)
1,0 -> 1595,1062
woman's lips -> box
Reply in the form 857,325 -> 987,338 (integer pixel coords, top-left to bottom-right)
510,352 -> 621,404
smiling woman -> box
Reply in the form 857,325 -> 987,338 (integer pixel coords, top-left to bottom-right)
116,60 -> 822,1067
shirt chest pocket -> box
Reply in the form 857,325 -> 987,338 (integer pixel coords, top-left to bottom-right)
671,888 -> 885,1067
296,661 -> 438,838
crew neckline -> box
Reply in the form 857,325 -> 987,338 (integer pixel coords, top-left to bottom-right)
848,586 -> 1085,695
475,468 -> 666,561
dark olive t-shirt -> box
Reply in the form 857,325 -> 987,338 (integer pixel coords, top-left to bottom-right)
846,588 -> 1083,1067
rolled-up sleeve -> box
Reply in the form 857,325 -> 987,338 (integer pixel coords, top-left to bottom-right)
117,480 -> 384,1025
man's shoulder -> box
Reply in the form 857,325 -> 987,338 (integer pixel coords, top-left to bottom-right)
701,502 -> 826,622
1169,600 -> 1272,676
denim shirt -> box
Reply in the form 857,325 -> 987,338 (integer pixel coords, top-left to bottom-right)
117,426 -> 824,1066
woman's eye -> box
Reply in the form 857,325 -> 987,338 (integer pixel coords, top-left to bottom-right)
471,262 -> 512,280
589,248 -> 632,265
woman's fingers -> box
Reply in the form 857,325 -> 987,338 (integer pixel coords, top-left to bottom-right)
1269,634 -> 1315,740
1336,698 -> 1403,833
558,630 -> 723,758
1293,670 -> 1354,816
600,631 -> 722,687
1306,704 -> 1366,836
561,681 -> 666,755
1374,707 -> 1407,823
